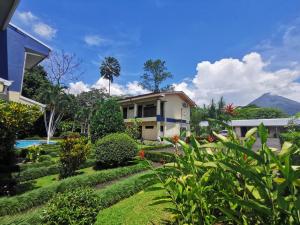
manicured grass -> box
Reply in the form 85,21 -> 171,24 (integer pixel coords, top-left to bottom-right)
33,166 -> 96,188
96,189 -> 173,225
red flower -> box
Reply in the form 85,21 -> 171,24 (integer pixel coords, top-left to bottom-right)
207,135 -> 215,143
139,150 -> 145,159
172,135 -> 180,144
224,103 -> 236,116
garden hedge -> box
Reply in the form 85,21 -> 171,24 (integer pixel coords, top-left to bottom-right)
144,151 -> 175,163
0,162 -> 148,216
19,160 -> 55,171
0,171 -> 153,225
16,159 -> 97,182
141,144 -> 173,151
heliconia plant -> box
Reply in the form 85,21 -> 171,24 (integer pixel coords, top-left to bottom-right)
142,122 -> 300,225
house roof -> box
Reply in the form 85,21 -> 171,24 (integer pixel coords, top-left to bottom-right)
118,91 -> 197,107
199,118 -> 300,127
0,0 -> 19,30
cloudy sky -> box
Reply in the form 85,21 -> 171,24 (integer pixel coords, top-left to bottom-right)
12,0 -> 300,106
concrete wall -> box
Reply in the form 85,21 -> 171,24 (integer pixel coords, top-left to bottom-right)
141,122 -> 157,140
164,95 -> 190,122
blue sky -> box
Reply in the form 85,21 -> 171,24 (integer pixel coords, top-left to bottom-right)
12,0 -> 300,105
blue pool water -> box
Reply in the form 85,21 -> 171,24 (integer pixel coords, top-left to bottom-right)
15,140 -> 56,148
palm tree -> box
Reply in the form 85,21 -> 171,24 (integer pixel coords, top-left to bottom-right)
100,57 -> 121,96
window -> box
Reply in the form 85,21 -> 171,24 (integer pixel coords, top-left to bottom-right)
137,105 -> 143,117
160,126 -> 164,132
129,106 -> 134,110
145,126 -> 154,129
143,104 -> 156,117
160,102 -> 164,117
122,107 -> 127,119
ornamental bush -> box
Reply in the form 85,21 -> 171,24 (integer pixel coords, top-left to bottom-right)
0,99 -> 41,196
59,136 -> 90,179
42,188 -> 100,225
95,133 -> 138,167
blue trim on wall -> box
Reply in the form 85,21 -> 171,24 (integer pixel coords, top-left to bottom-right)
156,115 -> 187,124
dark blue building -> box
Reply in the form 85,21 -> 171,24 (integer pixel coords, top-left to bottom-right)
0,0 -> 51,107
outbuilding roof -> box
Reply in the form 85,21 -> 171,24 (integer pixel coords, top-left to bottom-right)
199,118 -> 300,127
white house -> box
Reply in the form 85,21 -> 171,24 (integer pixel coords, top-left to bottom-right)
119,91 -> 196,140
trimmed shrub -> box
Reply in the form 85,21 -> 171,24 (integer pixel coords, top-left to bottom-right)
95,133 -> 138,167
19,161 -> 55,171
42,188 -> 100,225
0,162 -> 147,216
141,144 -> 173,151
16,165 -> 59,182
59,137 -> 90,179
38,155 -> 52,162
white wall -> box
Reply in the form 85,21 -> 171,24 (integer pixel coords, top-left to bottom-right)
164,95 -> 190,122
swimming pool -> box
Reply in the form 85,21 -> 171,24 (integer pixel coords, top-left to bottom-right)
15,140 -> 56,148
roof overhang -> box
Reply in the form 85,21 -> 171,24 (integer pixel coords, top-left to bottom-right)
0,77 -> 13,86
118,91 -> 197,107
25,51 -> 48,69
0,0 -> 20,30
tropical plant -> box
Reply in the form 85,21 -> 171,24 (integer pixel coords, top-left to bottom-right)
0,100 -> 41,195
90,98 -> 125,141
145,123 -> 300,224
59,135 -> 90,179
40,85 -> 71,144
26,145 -> 42,163
42,188 -> 100,225
139,59 -> 173,92
235,105 -> 288,119
100,56 -> 121,95
94,133 -> 138,167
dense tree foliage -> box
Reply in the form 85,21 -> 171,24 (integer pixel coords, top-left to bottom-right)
100,57 -> 121,95
139,59 -> 173,92
22,65 -> 50,101
235,105 -> 288,119
0,100 -> 41,195
90,98 -> 125,142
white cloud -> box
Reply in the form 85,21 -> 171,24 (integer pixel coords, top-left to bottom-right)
68,78 -> 149,96
84,35 -> 108,46
14,11 -> 57,40
16,11 -> 37,24
174,52 -> 300,106
33,22 -> 57,40
68,81 -> 91,95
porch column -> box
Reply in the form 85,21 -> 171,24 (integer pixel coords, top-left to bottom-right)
156,99 -> 161,140
134,103 -> 137,118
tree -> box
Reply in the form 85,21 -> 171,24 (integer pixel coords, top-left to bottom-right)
22,65 -> 50,101
75,88 -> 108,139
0,100 -> 41,195
234,106 -> 288,119
139,59 -> 173,92
100,57 -> 121,96
90,98 -> 125,142
42,50 -> 82,143
40,85 -> 71,144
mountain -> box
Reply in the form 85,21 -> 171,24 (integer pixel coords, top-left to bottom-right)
248,93 -> 300,115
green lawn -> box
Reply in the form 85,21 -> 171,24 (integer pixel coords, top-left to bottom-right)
34,166 -> 96,188
96,189 -> 173,225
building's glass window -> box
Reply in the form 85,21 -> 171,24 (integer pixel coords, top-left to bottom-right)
145,126 -> 154,129
122,107 -> 127,119
137,105 -> 143,117
143,104 -> 156,117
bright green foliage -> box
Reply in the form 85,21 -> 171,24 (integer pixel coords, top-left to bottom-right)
0,100 -> 41,195
59,136 -> 90,178
235,105 -> 288,119
146,124 -> 300,224
42,188 -> 100,225
26,145 -> 41,163
91,98 -> 125,141
125,118 -> 142,140
94,133 -> 138,167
